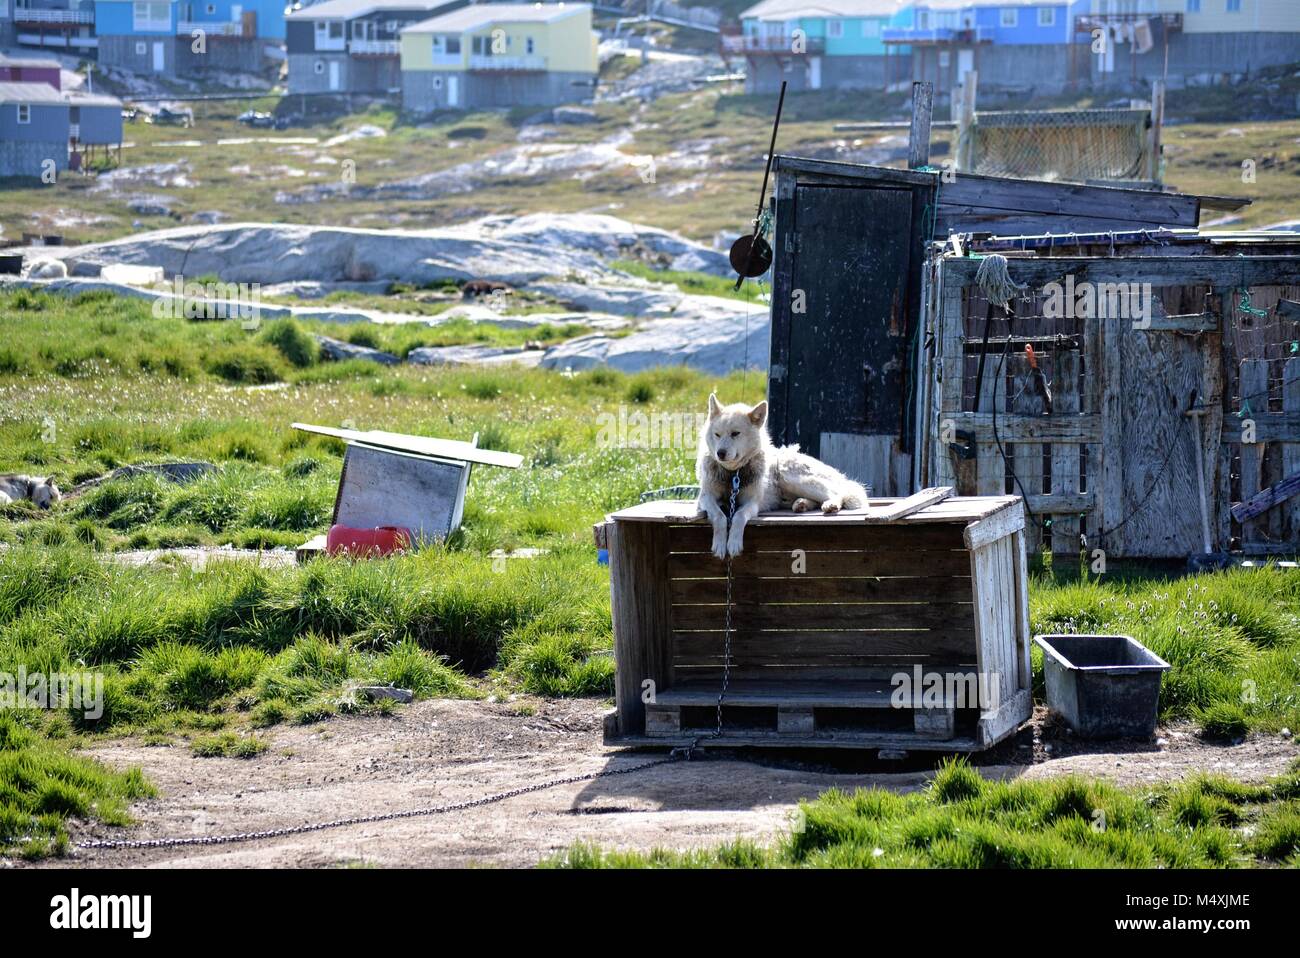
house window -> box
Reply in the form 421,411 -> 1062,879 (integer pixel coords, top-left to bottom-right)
525,36 -> 534,54
861,19 -> 878,37
1225,0 -> 1240,10
313,59 -> 324,74
16,104 -> 30,124
329,22 -> 343,39
938,49 -> 950,67
1000,8 -> 1018,28
446,36 -> 460,53
136,41 -> 147,55
206,3 -> 215,12
827,20 -> 843,38
132,1 -> 170,31
1037,7 -> 1055,26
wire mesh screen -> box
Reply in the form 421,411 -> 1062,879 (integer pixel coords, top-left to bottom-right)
966,109 -> 1151,183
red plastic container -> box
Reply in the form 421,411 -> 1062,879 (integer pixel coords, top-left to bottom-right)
326,525 -> 413,558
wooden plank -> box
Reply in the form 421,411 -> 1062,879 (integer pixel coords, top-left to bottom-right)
608,520 -> 672,738
867,486 -> 953,522
611,497 -> 1012,524
1098,313 -> 1124,555
913,707 -> 956,739
644,706 -> 680,735
820,432 -> 892,498
666,549 -> 972,579
942,256 -> 1300,291
672,630 -> 978,663
773,153 -> 937,188
657,679 -> 973,710
975,348 -> 1003,495
1221,413 -> 1300,444
609,730 -> 986,751
778,707 -> 815,734
977,688 -> 1033,746
1286,358 -> 1300,543
1010,528 -> 1032,693
768,170 -> 796,445
592,521 -> 609,550
1238,359 -> 1268,550
969,541 -> 998,715
937,176 -> 1199,227
666,523 -> 967,554
1230,471 -> 1300,523
936,412 -> 1102,443
908,80 -> 933,170
670,574 -> 972,605
670,601 -> 973,632
1051,349 -> 1082,560
963,501 -> 1025,550
291,423 -> 522,469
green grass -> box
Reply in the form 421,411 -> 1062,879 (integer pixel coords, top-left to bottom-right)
547,758 -> 1300,869
1,289 -> 1297,860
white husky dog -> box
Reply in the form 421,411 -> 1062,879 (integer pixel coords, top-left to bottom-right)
0,475 -> 62,509
695,394 -> 868,558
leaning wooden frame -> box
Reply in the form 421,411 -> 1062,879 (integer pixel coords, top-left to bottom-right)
918,251 -> 1300,560
594,491 -> 1034,752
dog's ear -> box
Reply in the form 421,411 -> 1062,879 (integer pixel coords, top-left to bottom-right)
748,401 -> 768,427
707,393 -> 721,419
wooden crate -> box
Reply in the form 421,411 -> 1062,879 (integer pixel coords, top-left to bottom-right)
334,442 -> 471,544
597,493 -> 1033,751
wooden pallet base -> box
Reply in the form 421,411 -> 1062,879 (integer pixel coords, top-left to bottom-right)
638,680 -> 967,748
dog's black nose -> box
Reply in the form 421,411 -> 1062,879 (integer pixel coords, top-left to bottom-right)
716,449 -> 728,461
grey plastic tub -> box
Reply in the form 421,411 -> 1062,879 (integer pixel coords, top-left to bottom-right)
1034,634 -> 1171,740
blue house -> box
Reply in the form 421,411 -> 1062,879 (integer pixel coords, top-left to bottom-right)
94,0 -> 285,76
730,0 -> 916,94
0,79 -> 122,177
883,1 -> 1090,94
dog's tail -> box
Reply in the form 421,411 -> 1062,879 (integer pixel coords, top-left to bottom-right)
842,481 -> 870,511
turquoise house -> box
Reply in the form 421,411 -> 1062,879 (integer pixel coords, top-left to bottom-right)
730,0 -> 916,93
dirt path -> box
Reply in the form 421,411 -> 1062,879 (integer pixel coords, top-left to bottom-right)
44,699 -> 1299,869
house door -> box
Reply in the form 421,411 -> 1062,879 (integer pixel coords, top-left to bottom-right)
774,184 -> 923,495
808,56 -> 821,90
957,48 -> 973,84
447,74 -> 459,107
152,41 -> 165,72
328,60 -> 340,90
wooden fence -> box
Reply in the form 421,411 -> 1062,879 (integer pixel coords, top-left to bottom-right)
921,253 -> 1300,560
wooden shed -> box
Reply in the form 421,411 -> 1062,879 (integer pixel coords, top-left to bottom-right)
765,155 -> 1205,499
918,234 -> 1300,559
596,492 -> 1033,751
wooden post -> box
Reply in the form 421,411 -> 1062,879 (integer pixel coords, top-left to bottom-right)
956,71 -> 977,172
608,520 -> 672,738
1147,79 -> 1165,184
908,80 -> 933,170
1285,357 -> 1300,543
1051,350 -> 1082,564
1238,359 -> 1268,551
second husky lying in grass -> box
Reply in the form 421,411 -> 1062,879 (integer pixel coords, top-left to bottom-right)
696,394 -> 868,558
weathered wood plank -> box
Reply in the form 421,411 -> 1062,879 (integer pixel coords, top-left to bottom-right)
1051,350 -> 1082,560
667,549 -> 973,578
667,523 -> 967,554
867,486 -> 953,522
977,688 -> 1033,746
670,574 -> 972,605
942,256 -> 1300,289
1230,471 -> 1300,523
609,521 -> 672,737
670,601 -> 973,632
1286,358 -> 1300,543
672,630 -> 978,663
1238,359 -> 1269,550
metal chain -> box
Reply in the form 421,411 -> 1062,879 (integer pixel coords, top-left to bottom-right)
76,755 -> 679,852
80,480 -> 749,850
715,472 -> 741,738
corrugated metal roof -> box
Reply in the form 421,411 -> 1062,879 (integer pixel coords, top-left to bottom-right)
0,53 -> 64,70
0,81 -> 120,107
404,2 -> 589,32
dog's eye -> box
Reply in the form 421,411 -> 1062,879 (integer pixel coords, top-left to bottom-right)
714,432 -> 721,438
730,431 -> 740,438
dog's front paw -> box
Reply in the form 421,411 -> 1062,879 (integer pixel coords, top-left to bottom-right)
711,530 -> 728,559
726,528 -> 745,557
791,497 -> 815,513
821,498 -> 842,514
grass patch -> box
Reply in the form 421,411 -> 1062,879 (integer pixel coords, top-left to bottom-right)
548,759 -> 1300,869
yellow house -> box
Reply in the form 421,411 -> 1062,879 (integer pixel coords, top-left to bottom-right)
400,2 -> 599,112
1086,0 -> 1300,84
1089,0 -> 1300,33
